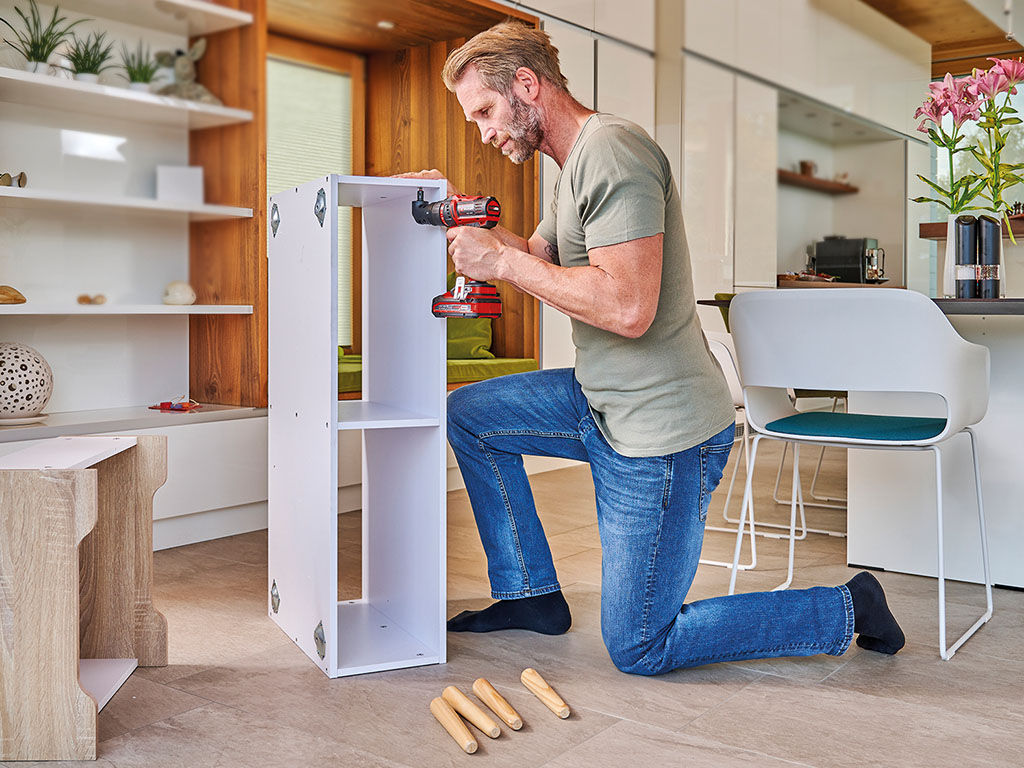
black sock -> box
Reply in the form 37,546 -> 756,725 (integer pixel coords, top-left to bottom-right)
447,590 -> 571,635
846,572 -> 905,654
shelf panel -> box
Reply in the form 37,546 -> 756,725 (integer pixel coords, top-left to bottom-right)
0,304 -> 252,315
0,404 -> 266,443
79,658 -> 137,711
335,601 -> 439,677
0,186 -> 252,221
0,67 -> 253,130
336,401 -> 439,430
777,169 -> 859,195
919,220 -> 1024,240
58,0 -> 252,35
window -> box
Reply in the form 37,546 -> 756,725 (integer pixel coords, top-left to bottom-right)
266,39 -> 364,348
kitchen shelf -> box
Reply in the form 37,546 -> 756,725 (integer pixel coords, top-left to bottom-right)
919,220 -> 1024,240
0,186 -> 252,221
0,304 -> 252,315
777,169 -> 859,195
0,68 -> 253,130
0,404 -> 266,444
336,401 -> 440,430
58,0 -> 252,35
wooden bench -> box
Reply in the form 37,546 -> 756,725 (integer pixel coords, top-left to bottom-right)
0,435 -> 167,761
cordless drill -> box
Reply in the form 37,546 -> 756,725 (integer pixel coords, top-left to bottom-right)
412,189 -> 503,319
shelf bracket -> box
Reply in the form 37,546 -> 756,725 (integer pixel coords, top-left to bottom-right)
314,188 -> 326,227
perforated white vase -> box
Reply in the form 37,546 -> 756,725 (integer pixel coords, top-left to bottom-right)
0,342 -> 54,418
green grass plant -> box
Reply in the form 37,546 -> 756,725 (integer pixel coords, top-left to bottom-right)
0,0 -> 86,64
66,31 -> 114,75
120,40 -> 159,83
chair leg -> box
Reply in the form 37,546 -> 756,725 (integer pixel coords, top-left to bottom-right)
771,443 -> 803,592
772,440 -> 848,517
936,433 -> 994,660
728,435 -> 762,595
809,398 -> 848,505
704,418 -> 758,570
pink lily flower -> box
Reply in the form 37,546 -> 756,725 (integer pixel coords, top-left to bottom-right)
949,99 -> 981,128
914,96 -> 947,132
970,68 -> 1015,101
988,57 -> 1024,87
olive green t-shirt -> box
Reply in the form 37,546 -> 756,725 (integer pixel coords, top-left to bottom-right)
535,113 -> 735,458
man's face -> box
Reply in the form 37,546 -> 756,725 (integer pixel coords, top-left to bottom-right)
455,66 -> 543,165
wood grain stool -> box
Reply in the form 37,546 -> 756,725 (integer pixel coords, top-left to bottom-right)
0,435 -> 168,761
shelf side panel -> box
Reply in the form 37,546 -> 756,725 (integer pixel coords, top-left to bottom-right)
268,176 -> 338,676
364,426 -> 446,661
361,192 -> 447,417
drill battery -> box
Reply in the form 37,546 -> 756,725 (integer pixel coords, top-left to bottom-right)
431,277 -> 502,319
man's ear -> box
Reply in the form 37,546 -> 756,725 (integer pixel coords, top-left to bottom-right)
513,66 -> 541,103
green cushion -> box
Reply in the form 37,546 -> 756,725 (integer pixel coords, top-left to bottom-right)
338,353 -> 538,393
765,412 -> 947,442
446,272 -> 494,359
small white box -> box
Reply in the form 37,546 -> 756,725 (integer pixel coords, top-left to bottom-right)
156,166 -> 204,203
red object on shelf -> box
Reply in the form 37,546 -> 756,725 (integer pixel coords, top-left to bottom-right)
148,399 -> 202,412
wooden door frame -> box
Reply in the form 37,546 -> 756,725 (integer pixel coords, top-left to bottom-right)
267,33 -> 366,353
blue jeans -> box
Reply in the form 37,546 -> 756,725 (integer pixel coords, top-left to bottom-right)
447,368 -> 854,674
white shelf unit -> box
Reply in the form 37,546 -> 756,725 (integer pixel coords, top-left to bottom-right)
54,0 -> 252,36
0,186 -> 252,221
0,67 -> 254,130
268,175 -> 448,677
0,304 -> 252,314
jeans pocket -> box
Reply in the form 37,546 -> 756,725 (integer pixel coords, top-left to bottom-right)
698,443 -> 733,522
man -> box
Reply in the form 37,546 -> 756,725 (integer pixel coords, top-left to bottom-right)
401,22 -> 904,674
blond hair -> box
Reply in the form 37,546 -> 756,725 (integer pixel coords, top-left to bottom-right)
442,21 -> 569,97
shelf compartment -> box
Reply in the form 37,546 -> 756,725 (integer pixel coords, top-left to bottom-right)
57,0 -> 252,35
335,602 -> 439,676
0,304 -> 252,315
778,169 -> 859,195
0,404 -> 266,444
0,186 -> 252,221
0,67 -> 253,130
336,401 -> 439,430
79,658 -> 137,711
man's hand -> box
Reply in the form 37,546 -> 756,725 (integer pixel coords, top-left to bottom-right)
391,169 -> 460,198
447,226 -> 506,282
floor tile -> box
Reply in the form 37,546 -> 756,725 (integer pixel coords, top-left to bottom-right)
98,675 -> 209,742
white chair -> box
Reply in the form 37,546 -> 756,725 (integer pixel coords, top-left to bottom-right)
728,288 -> 993,661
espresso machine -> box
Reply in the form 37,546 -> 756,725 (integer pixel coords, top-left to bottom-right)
810,236 -> 885,283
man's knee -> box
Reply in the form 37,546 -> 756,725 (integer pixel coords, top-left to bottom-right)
603,633 -> 662,676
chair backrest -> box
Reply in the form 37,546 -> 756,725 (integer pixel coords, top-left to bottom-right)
729,289 -> 990,441
706,331 -> 742,408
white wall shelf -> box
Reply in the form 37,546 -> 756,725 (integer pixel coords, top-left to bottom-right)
0,404 -> 266,444
0,304 -> 252,315
58,0 -> 252,36
0,186 -> 252,221
0,68 -> 253,130
268,175 -> 448,678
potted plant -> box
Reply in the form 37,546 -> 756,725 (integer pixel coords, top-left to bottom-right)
0,0 -> 85,74
65,30 -> 113,83
120,40 -> 159,92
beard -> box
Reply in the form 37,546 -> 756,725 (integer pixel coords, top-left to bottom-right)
493,93 -> 543,164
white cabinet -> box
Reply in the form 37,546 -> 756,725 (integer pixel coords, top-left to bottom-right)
733,76 -> 778,288
520,0 -> 594,28
595,0 -> 654,50
268,176 -> 447,677
596,39 -> 655,135
683,54 -> 735,333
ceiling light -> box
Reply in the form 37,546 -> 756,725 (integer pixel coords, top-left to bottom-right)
377,20 -> 395,30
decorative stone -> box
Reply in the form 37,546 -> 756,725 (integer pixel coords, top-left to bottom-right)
0,343 -> 54,418
0,286 -> 26,304
162,281 -> 196,305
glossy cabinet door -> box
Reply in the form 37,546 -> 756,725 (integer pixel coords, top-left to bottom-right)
520,0 -> 594,28
733,75 -> 778,289
683,54 -> 735,333
595,0 -> 654,51
596,39 -> 655,135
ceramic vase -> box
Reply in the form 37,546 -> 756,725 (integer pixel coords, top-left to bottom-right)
74,72 -> 100,84
23,60 -> 48,74
128,81 -> 151,92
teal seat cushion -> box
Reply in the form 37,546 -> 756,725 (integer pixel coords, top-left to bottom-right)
765,412 -> 947,442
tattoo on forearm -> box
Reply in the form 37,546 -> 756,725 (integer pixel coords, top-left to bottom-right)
545,242 -> 560,265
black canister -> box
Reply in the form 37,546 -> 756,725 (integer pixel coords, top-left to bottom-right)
955,215 -> 979,299
978,215 -> 1002,299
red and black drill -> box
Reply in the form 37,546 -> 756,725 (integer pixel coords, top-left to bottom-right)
412,189 -> 503,319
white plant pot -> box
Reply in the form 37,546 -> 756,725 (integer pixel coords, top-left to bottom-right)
74,72 -> 100,84
24,60 -> 49,74
128,81 -> 151,92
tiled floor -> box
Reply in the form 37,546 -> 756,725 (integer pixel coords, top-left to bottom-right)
11,441 -> 1024,767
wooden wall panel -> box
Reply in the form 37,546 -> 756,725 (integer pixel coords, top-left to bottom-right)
189,0 -> 268,406
366,36 -> 540,360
